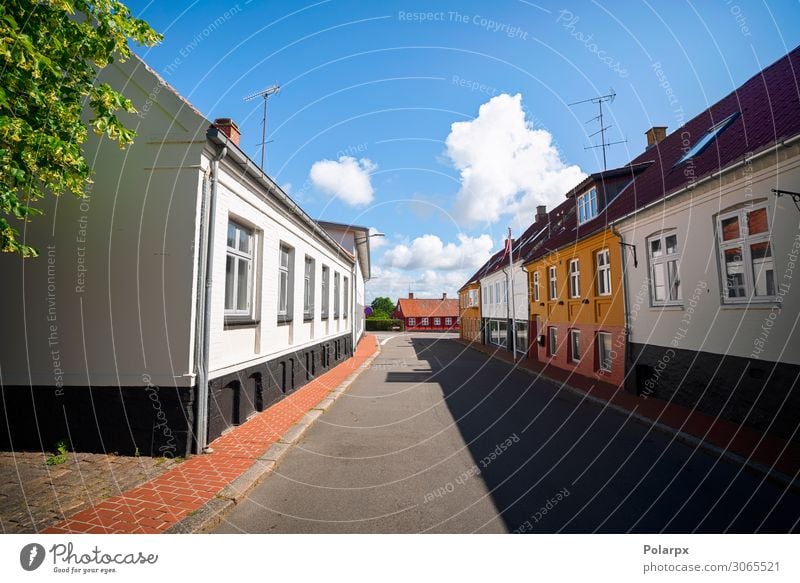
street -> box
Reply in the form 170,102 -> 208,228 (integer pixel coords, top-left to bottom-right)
214,333 -> 800,533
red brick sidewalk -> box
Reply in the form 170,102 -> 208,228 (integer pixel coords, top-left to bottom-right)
43,335 -> 378,534
459,339 -> 799,479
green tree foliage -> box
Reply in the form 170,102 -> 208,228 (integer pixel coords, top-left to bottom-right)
370,296 -> 395,318
0,0 -> 161,256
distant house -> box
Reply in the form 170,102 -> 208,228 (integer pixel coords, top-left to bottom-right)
0,53 -> 370,457
393,293 -> 460,331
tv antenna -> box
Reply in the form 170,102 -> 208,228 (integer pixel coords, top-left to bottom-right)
569,91 -> 626,170
244,84 -> 280,171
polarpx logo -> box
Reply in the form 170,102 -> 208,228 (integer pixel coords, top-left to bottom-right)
20,543 -> 46,571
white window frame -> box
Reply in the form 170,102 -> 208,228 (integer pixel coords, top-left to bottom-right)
569,258 -> 580,298
598,332 -> 612,372
343,276 -> 349,319
577,187 -> 598,225
445,317 -> 452,326
278,244 -> 294,322
421,317 -> 429,326
717,205 -> 776,303
408,317 -> 416,327
548,326 -> 557,356
569,329 -> 581,362
333,272 -> 340,318
225,220 -> 255,318
596,249 -> 611,296
321,265 -> 330,319
647,232 -> 682,306
434,317 -> 441,326
303,256 -> 315,319
548,265 -> 558,300
532,270 -> 540,302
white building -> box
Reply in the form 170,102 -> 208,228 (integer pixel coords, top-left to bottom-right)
0,55 -> 370,456
612,48 -> 800,441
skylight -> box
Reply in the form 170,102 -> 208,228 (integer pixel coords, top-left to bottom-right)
676,112 -> 740,165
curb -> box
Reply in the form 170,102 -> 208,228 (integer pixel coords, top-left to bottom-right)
458,340 -> 798,491
165,337 -> 382,534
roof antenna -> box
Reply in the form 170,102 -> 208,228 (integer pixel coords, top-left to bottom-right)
569,89 -> 626,170
244,84 -> 280,171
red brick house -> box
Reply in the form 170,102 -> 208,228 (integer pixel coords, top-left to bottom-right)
393,293 -> 460,332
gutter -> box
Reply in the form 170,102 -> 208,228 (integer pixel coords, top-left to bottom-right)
194,145 -> 227,454
611,227 -> 634,393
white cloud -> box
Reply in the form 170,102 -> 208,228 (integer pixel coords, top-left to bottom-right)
382,233 -> 493,271
367,265 -> 470,304
446,93 -> 586,225
309,156 -> 377,206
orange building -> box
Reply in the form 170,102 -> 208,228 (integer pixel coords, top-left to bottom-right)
458,282 -> 481,342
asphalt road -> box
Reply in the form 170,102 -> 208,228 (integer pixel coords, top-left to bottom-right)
214,332 -> 800,533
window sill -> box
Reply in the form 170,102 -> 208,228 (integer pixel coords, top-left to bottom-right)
303,316 -> 314,322
277,316 -> 293,325
649,303 -> 684,310
224,317 -> 259,329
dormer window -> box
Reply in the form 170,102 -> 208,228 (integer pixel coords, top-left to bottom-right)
577,187 -> 598,225
676,112 -> 739,165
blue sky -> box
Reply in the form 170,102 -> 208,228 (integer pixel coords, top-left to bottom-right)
125,0 -> 800,301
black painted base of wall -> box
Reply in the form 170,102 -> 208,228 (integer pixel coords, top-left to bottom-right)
0,332 -> 354,457
628,343 -> 800,443
206,332 -> 353,444
0,384 -> 195,457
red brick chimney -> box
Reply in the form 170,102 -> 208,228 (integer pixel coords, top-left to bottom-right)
214,118 -> 240,147
442,292 -> 447,300
408,292 -> 414,299
645,126 -> 667,149
536,205 -> 548,223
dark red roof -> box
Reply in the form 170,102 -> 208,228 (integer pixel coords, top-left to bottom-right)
395,298 -> 460,318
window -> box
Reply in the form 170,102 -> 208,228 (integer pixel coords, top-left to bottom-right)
421,317 -> 429,326
468,289 -> 478,306
278,244 -> 294,321
303,256 -> 315,319
569,259 -> 580,298
596,249 -> 611,296
321,266 -> 330,319
717,206 -> 775,301
343,276 -> 349,319
225,221 -> 254,317
495,281 -> 502,304
598,332 -> 612,371
548,266 -> 558,300
533,271 -> 540,302
548,326 -> 558,356
483,285 -> 489,306
515,321 -> 528,355
434,317 -> 441,326
409,317 -> 416,327
490,320 -> 507,347
569,329 -> 581,362
333,272 -> 340,318
577,187 -> 599,224
445,317 -> 452,326
648,233 -> 681,305
676,112 -> 740,165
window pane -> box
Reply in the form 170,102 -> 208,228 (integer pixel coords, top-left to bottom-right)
650,239 -> 662,258
238,230 -> 250,254
571,331 -> 580,360
652,263 -> 666,301
280,248 -> 288,268
721,216 -> 740,241
227,223 -> 236,248
225,255 -> 235,310
665,234 -> 677,255
237,258 -> 249,311
599,333 -> 612,371
279,271 -> 288,313
747,208 -> 768,236
667,259 -> 681,301
724,247 -> 746,297
751,241 -> 775,296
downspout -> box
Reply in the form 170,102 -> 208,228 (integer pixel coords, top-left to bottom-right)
195,145 -> 227,454
351,260 -> 357,353
611,227 -> 634,394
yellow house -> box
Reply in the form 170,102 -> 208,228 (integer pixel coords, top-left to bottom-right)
458,282 -> 481,342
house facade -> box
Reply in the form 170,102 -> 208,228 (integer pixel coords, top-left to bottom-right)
0,54 -> 370,456
611,47 -> 800,441
458,282 -> 481,342
393,293 -> 460,331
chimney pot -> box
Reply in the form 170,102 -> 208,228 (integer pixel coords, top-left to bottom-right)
213,118 -> 240,147
645,126 -> 667,149
442,292 -> 447,300
408,292 -> 414,299
536,205 -> 548,222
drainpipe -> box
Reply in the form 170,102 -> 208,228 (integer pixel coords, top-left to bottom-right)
351,260 -> 357,354
195,145 -> 227,454
611,227 -> 634,394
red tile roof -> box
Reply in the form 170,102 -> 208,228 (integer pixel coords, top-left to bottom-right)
395,298 -> 460,318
